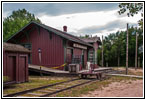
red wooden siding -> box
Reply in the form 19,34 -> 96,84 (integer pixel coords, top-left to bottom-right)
93,42 -> 98,49
18,55 -> 28,82
66,48 -> 73,63
73,48 -> 82,55
20,27 -> 64,69
6,22 -> 96,71
84,50 -> 87,68
7,55 -> 16,81
3,50 -> 6,76
3,51 -> 28,83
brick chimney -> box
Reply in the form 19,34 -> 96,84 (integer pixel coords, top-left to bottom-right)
63,26 -> 67,32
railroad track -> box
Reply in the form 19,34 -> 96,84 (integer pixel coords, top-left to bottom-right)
4,78 -> 97,97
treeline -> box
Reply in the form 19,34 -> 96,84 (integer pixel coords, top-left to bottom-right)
3,9 -> 41,41
97,27 -> 143,67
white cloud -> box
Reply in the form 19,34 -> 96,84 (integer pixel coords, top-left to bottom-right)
39,10 -> 118,30
38,9 -> 142,37
3,11 -> 11,18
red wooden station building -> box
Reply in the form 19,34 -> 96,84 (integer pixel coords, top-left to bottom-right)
6,21 -> 101,71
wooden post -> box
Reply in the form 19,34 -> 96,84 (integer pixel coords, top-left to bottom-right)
126,23 -> 129,75
117,34 -> 120,67
118,54 -> 120,67
94,48 -> 97,65
40,66 -> 42,76
106,62 -> 108,67
102,35 -> 104,67
138,57 -> 140,68
135,32 -> 138,70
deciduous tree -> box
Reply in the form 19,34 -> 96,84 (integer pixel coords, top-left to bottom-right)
3,9 -> 42,41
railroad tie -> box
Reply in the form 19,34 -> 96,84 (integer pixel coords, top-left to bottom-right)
46,88 -> 59,91
27,92 -> 43,96
37,90 -> 51,93
57,85 -> 67,87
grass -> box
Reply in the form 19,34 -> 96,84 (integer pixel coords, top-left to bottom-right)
3,74 -> 142,97
3,76 -> 71,95
3,76 -> 10,83
55,76 -> 141,97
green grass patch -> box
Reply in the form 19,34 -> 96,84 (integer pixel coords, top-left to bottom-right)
3,76 -> 10,83
3,76 -> 70,95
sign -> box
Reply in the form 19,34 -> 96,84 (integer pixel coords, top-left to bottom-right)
73,43 -> 87,49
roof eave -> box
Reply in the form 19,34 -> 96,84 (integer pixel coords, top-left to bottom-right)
6,21 -> 93,47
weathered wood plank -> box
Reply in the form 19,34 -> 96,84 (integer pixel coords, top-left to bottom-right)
107,74 -> 143,79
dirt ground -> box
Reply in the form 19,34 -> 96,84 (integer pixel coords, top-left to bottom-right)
81,79 -> 143,97
81,68 -> 143,97
113,67 -> 143,76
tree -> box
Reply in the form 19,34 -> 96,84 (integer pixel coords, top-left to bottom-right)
3,9 -> 42,41
98,26 -> 143,68
118,3 -> 143,17
118,3 -> 143,29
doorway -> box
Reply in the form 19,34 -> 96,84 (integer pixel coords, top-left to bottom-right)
19,55 -> 27,82
81,50 -> 85,69
7,56 -> 16,82
66,48 -> 73,64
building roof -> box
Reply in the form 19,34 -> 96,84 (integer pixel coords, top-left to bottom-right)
3,42 -> 30,53
80,36 -> 101,44
6,21 -> 93,47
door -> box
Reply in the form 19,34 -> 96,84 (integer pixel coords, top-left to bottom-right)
19,55 -> 26,82
66,48 -> 73,64
81,50 -> 85,69
7,56 -> 16,82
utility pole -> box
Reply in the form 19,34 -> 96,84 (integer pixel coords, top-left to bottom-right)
138,57 -> 140,68
126,23 -> 129,75
117,34 -> 120,67
102,35 -> 104,67
135,32 -> 138,70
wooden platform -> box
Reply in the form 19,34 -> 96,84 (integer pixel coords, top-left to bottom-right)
29,64 -> 69,75
3,81 -> 16,86
29,64 -> 112,76
79,67 -> 112,73
94,67 -> 112,72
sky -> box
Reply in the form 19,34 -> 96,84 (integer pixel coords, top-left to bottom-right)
3,3 -> 142,39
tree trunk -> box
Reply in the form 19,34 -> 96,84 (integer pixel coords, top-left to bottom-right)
118,55 -> 120,67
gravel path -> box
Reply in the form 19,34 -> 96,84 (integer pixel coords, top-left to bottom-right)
81,79 -> 143,97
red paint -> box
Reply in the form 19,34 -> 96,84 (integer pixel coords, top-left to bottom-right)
93,42 -> 98,50
3,51 -> 28,83
66,48 -> 73,64
73,48 -> 82,55
7,22 -> 96,70
63,26 -> 67,32
20,27 -> 64,69
18,55 -> 28,82
84,50 -> 87,68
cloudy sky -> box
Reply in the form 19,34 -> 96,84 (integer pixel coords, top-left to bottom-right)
3,2 -> 142,38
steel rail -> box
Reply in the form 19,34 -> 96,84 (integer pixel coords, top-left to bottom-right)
4,78 -> 79,97
40,79 -> 97,97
